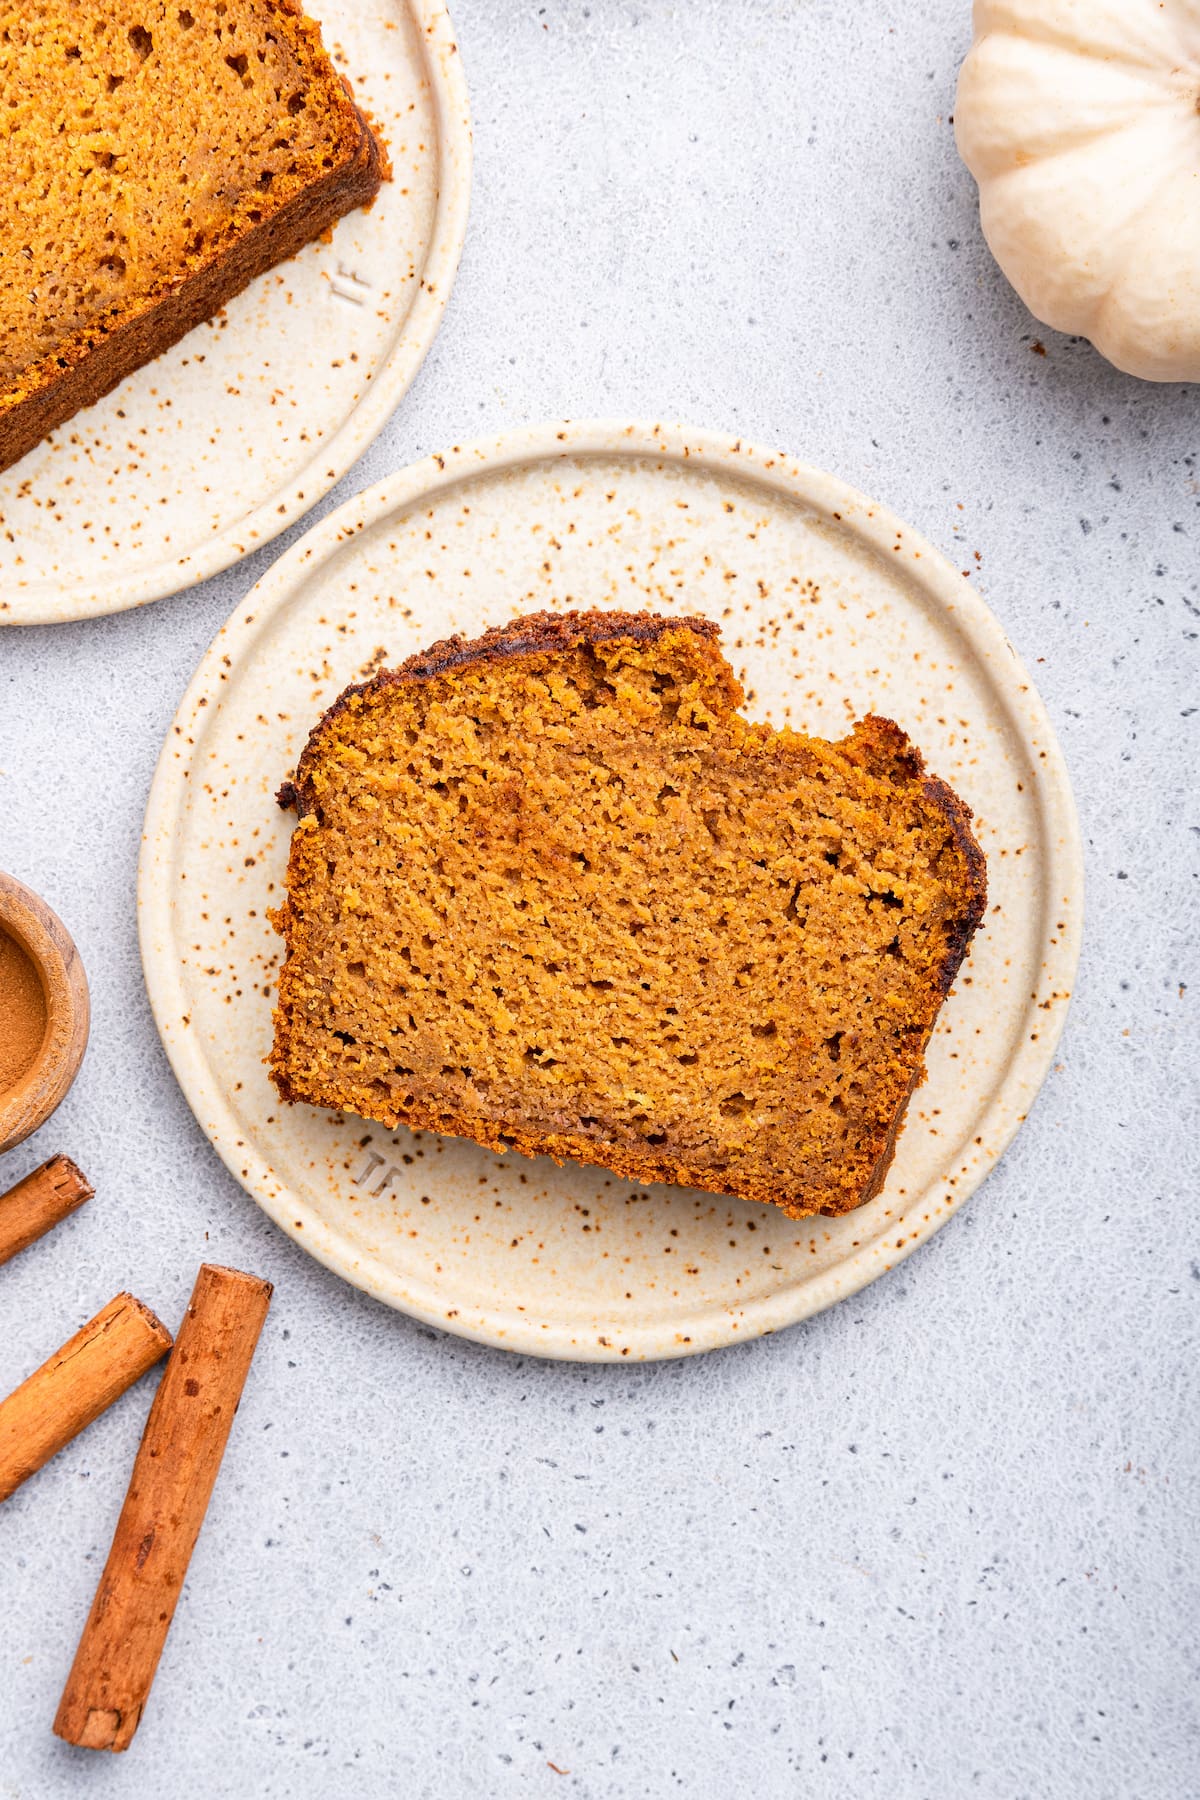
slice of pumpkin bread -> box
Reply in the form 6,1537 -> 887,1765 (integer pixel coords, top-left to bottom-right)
0,1 -> 386,473
270,610 -> 987,1219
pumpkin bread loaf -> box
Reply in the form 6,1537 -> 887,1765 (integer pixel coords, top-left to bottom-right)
0,0 -> 386,473
270,611 -> 987,1220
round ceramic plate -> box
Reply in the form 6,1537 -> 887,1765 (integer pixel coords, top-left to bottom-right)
0,0 -> 470,627
139,421 -> 1082,1361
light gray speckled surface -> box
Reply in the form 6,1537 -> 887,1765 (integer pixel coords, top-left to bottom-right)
1,3 -> 1196,1795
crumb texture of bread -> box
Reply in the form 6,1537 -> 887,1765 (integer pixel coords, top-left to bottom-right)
0,0 -> 386,471
270,610 -> 987,1220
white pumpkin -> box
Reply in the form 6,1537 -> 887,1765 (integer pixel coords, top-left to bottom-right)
955,0 -> 1200,381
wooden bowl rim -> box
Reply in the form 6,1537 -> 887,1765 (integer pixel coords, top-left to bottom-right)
0,872 -> 90,1154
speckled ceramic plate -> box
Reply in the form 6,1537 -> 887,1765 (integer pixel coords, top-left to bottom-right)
139,421 -> 1082,1361
0,0 -> 470,627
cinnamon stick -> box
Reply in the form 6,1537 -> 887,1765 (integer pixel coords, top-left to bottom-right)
54,1263 -> 273,1752
0,1154 -> 93,1265
0,1293 -> 172,1503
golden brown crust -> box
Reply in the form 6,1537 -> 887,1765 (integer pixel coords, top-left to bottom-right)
0,9 -> 386,475
271,609 -> 988,1220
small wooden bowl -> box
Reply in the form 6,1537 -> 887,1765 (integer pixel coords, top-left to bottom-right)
0,873 -> 90,1155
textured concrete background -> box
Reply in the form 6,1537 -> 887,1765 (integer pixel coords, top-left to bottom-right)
1,3 -> 1196,1795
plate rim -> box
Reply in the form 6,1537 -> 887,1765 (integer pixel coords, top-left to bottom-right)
138,417 -> 1084,1360
4,0 -> 472,627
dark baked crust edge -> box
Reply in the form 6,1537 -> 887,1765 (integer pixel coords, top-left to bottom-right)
278,609 -> 726,813
923,770 -> 989,996
0,90 -> 384,476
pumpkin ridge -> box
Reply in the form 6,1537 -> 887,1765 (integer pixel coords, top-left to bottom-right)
974,4 -> 1190,75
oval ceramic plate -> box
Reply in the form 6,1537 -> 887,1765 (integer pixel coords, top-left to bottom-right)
0,0 -> 470,626
140,422 -> 1082,1361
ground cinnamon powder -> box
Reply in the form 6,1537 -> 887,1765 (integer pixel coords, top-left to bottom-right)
0,927 -> 47,1094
